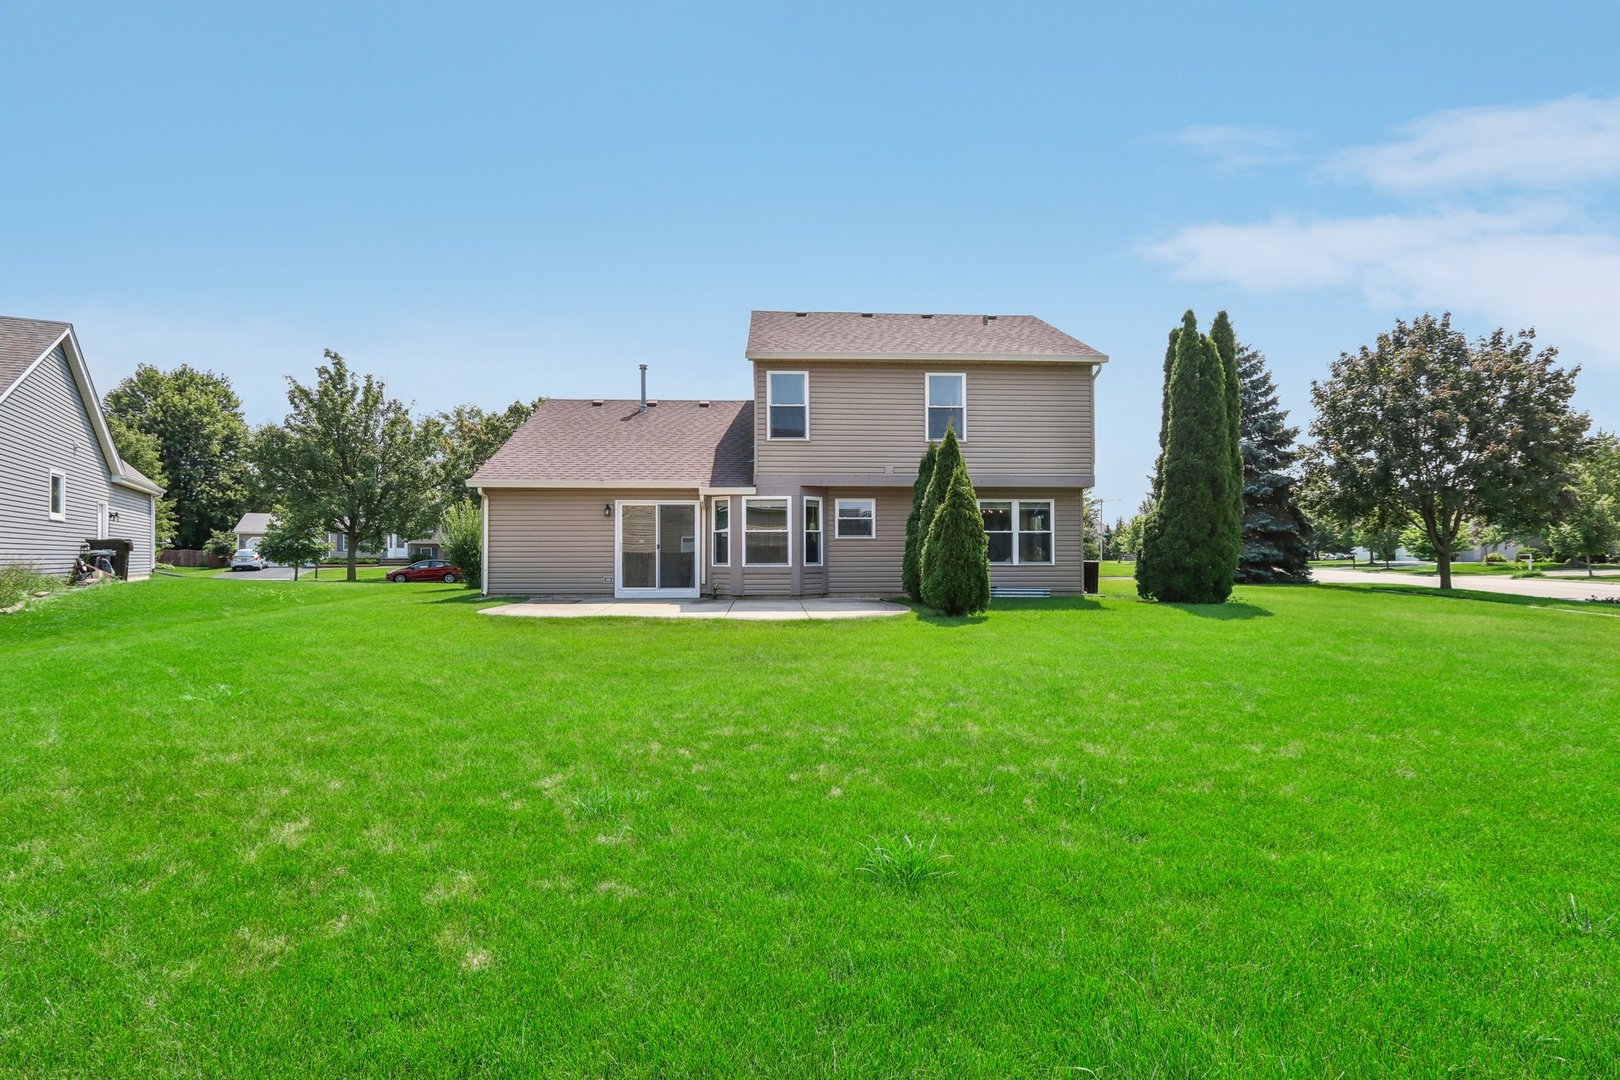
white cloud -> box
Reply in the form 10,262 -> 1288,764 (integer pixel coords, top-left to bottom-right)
1325,95 -> 1620,191
1167,124 -> 1299,171
1142,202 -> 1620,364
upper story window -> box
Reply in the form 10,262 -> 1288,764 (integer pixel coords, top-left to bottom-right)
926,373 -> 966,440
767,371 -> 809,440
47,470 -> 66,522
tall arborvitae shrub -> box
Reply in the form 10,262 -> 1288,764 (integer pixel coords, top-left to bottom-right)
1235,344 -> 1313,583
1137,310 -> 1237,603
1209,311 -> 1245,576
1150,326 -> 1179,501
920,461 -> 991,616
917,423 -> 964,552
902,443 -> 939,601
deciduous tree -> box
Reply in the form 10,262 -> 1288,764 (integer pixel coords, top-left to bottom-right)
255,514 -> 330,581
256,351 -> 435,581
104,365 -> 251,548
1307,314 -> 1587,589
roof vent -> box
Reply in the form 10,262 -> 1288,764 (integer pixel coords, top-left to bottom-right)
698,399 -> 711,408
591,399 -> 604,406
860,312 -> 874,318
794,312 -> 808,317
647,399 -> 659,407
920,314 -> 934,319
982,314 -> 998,325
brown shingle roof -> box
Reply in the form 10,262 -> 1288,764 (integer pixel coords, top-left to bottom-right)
746,310 -> 1104,360
0,315 -> 72,396
469,399 -> 754,488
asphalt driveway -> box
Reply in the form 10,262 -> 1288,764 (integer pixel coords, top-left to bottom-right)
213,566 -> 299,581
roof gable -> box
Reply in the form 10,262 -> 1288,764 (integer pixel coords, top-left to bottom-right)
0,315 -> 165,496
746,310 -> 1105,361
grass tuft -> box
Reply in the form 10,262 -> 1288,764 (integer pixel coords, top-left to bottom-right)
570,785 -> 647,821
857,835 -> 954,892
1556,894 -> 1615,937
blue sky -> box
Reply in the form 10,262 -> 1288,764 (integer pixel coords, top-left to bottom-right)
4,2 -> 1618,515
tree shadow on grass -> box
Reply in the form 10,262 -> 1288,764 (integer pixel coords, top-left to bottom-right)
1174,601 -> 1272,620
906,595 -> 1103,627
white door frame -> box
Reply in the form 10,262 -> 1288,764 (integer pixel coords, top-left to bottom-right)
614,500 -> 701,599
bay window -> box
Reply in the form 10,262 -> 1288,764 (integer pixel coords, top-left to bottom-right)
712,497 -> 730,566
803,497 -> 823,566
743,497 -> 790,565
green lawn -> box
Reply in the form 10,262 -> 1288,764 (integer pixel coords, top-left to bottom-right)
2,577 -> 1617,1075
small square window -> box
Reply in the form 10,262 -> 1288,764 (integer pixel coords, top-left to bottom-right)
835,498 -> 875,539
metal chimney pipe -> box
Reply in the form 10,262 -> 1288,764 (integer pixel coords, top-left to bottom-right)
639,364 -> 648,412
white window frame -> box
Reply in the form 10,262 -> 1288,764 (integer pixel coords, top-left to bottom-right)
978,498 -> 1055,565
47,470 -> 67,522
834,497 -> 877,540
766,370 -> 810,441
96,500 -> 109,538
741,496 -> 792,567
712,496 -> 731,567
803,496 -> 823,566
925,372 -> 967,442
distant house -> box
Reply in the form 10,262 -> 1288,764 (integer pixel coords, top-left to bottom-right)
0,316 -> 165,579
234,512 -> 274,551
472,310 -> 1105,598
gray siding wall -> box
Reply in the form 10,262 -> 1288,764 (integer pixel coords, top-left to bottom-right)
0,346 -> 154,579
754,360 -> 1094,479
486,487 -> 701,595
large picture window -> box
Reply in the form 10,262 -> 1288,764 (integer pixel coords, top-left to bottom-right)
926,373 -> 965,440
834,498 -> 875,539
743,497 -> 790,565
712,497 -> 730,567
767,371 -> 808,440
803,496 -> 823,566
978,499 -> 1054,565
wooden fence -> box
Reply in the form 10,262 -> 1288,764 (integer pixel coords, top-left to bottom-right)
159,548 -> 225,568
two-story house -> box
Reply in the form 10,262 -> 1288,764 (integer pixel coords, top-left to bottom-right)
472,311 -> 1105,598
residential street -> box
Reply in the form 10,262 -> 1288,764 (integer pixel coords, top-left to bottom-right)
1312,568 -> 1620,601
213,567 -> 299,581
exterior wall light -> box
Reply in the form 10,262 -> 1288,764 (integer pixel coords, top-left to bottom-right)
603,504 -> 612,518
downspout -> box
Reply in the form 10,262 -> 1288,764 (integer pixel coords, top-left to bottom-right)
479,487 -> 489,596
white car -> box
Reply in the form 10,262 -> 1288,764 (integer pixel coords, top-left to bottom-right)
230,549 -> 265,571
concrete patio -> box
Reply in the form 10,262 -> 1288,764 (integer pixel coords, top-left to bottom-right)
480,596 -> 909,621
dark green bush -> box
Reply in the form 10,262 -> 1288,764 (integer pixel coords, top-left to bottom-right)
920,462 -> 990,617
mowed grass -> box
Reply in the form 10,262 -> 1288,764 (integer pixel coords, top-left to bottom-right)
2,578 -> 1618,1075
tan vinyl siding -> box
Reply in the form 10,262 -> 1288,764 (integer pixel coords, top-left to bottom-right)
485,487 -> 698,595
0,346 -> 154,579
754,361 -> 1094,478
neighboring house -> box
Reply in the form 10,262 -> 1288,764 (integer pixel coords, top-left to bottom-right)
234,511 -> 274,551
0,316 -> 165,580
472,310 -> 1105,597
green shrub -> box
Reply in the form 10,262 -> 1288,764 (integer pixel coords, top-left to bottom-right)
1484,552 -> 1506,564
901,444 -> 937,603
920,462 -> 990,616
203,529 -> 237,560
440,501 -> 483,589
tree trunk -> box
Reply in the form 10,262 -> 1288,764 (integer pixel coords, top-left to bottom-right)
1588,554 -> 1594,578
1437,544 -> 1452,590
347,530 -> 359,581
292,564 -> 300,581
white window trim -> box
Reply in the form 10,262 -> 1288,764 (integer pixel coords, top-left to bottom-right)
766,370 -> 810,441
834,497 -> 877,540
803,496 -> 823,566
96,499 -> 109,538
47,469 -> 67,522
979,498 -> 1056,565
712,496 -> 731,567
925,372 -> 967,442
741,496 -> 792,567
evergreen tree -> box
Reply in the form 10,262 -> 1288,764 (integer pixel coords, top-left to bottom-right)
1234,344 -> 1313,582
901,443 -> 939,602
1137,311 -> 1237,603
920,461 -> 991,616
1150,327 -> 1179,500
1209,311 -> 1245,576
917,423 -> 964,556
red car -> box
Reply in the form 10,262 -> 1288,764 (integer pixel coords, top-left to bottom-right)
388,559 -> 462,583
